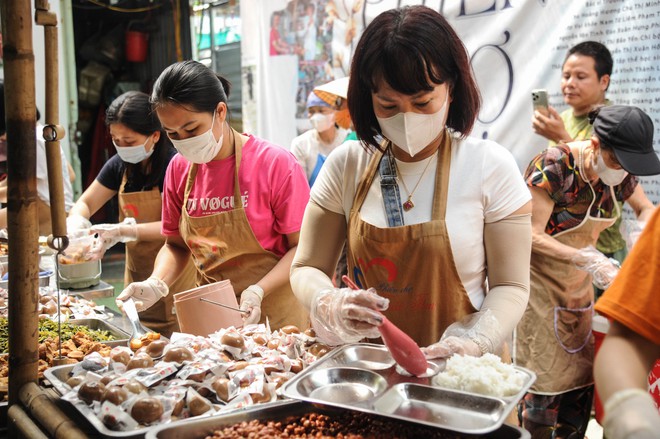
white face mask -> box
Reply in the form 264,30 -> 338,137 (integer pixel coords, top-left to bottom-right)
592,152 -> 628,186
113,137 -> 154,164
170,110 -> 223,164
376,93 -> 449,157
310,112 -> 335,133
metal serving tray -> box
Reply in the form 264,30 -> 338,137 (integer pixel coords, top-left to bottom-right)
281,343 -> 536,435
63,318 -> 131,348
45,364 -> 152,438
146,399 -> 530,439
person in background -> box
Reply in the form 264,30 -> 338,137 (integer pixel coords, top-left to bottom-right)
594,206 -> 660,439
312,76 -> 356,140
0,79 -> 75,235
303,76 -> 353,288
269,12 -> 290,56
531,41 -> 654,293
67,91 -> 196,336
116,61 -> 310,331
290,6 -> 532,358
516,105 -> 660,438
291,90 -> 349,187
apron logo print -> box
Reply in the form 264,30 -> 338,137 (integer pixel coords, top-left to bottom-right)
187,239 -> 227,260
122,204 -> 139,218
352,257 -> 397,288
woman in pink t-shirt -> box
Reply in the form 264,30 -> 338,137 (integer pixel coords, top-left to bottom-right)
116,60 -> 310,331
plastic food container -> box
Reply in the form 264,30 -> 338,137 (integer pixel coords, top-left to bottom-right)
173,280 -> 243,336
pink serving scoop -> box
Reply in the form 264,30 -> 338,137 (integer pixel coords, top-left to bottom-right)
342,275 -> 428,376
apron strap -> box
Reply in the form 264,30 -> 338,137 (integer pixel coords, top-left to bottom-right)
308,154 -> 326,187
432,131 -> 452,220
119,169 -> 128,194
180,128 -> 246,285
378,148 -> 405,227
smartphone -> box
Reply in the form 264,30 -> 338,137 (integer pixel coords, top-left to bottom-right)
531,89 -> 549,116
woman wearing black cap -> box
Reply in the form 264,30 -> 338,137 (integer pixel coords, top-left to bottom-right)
516,105 -> 660,437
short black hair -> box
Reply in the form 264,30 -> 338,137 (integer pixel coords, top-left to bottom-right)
347,6 -> 481,151
151,60 -> 231,114
566,41 -> 613,79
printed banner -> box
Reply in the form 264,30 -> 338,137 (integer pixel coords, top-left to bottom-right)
241,0 -> 660,203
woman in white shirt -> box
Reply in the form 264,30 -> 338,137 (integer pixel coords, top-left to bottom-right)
290,5 -> 532,357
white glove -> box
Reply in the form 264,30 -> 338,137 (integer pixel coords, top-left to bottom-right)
88,218 -> 138,259
66,214 -> 92,236
240,285 -> 263,325
571,245 -> 620,290
603,388 -> 660,439
310,287 -> 389,346
422,310 -> 502,359
116,277 -> 168,312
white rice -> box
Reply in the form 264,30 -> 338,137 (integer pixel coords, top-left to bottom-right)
431,353 -> 526,398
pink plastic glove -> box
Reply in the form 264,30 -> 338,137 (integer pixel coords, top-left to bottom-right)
116,277 -> 168,312
311,287 -> 389,346
572,245 -> 619,290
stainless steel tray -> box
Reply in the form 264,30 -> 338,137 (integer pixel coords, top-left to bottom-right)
66,279 -> 115,299
146,399 -> 530,439
45,364 -> 151,438
281,343 -> 536,435
63,317 -> 131,347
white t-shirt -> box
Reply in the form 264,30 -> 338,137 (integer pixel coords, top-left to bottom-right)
310,134 -> 531,308
290,127 -> 349,181
35,124 -> 74,211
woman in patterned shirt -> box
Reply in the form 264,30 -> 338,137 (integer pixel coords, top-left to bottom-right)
516,105 -> 660,438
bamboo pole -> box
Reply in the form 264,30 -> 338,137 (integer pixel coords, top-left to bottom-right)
1,0 -> 41,419
35,0 -> 68,240
19,382 -> 87,439
6,405 -> 49,439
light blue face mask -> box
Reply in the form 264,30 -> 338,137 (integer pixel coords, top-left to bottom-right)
113,137 -> 155,164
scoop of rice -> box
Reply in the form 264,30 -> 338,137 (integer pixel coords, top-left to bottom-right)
431,353 -> 526,397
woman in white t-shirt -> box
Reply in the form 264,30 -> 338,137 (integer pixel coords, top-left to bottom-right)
290,6 -> 532,357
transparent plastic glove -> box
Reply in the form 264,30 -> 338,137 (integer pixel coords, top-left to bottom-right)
66,214 -> 92,235
571,245 -> 619,289
88,218 -> 138,260
621,219 -> 647,252
422,310 -> 503,359
603,389 -> 660,439
116,277 -> 168,312
240,285 -> 263,325
310,287 -> 389,346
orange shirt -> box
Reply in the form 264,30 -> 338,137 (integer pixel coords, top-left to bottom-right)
595,206 -> 660,345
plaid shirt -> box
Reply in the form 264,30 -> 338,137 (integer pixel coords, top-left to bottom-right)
524,143 -> 637,236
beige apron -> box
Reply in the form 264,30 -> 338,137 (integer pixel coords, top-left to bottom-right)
347,135 -> 476,348
118,173 -> 196,336
516,146 -> 619,394
178,131 -> 309,331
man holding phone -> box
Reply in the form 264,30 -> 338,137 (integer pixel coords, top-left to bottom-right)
532,41 -> 611,144
531,41 -> 654,282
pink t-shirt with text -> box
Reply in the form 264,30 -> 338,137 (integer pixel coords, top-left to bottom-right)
162,135 -> 310,257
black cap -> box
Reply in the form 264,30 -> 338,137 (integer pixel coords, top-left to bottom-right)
590,105 -> 660,176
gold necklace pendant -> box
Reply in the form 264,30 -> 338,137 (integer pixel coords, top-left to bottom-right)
403,197 -> 414,211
